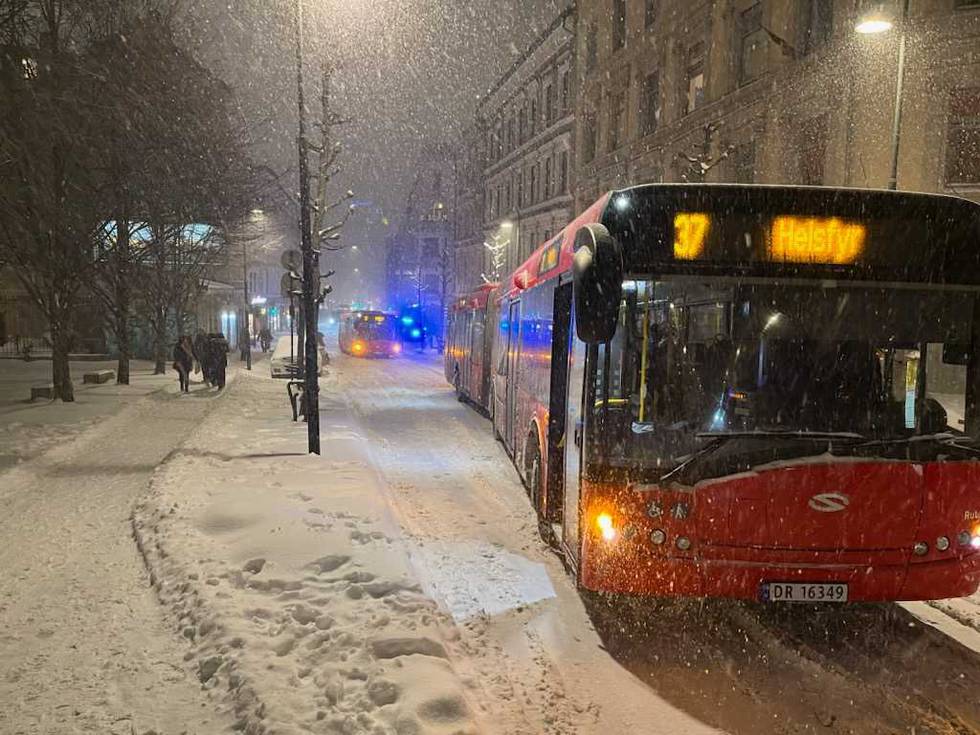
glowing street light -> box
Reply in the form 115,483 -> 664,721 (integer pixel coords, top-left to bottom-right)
855,0 -> 909,190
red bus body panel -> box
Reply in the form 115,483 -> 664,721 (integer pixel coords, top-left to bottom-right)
446,283 -> 497,413
580,461 -> 980,601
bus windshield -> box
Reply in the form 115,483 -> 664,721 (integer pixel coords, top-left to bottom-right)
354,316 -> 397,341
592,277 -> 979,473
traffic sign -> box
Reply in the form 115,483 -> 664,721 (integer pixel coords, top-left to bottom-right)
280,249 -> 302,272
280,272 -> 301,297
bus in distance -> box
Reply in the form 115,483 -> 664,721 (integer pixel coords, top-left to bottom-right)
450,184 -> 980,604
339,310 -> 401,358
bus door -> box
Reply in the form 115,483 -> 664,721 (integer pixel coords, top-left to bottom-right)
546,282 -> 573,528
563,307 -> 588,560
504,299 -> 521,453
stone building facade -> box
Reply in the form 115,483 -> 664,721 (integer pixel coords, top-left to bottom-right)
574,0 -> 980,207
455,6 -> 578,294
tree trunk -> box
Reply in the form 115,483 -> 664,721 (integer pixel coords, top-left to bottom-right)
50,317 -> 74,402
114,219 -> 132,385
153,307 -> 168,374
116,305 -> 131,385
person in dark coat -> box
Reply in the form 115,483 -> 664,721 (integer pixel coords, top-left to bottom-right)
193,331 -> 210,386
211,332 -> 229,390
172,335 -> 194,393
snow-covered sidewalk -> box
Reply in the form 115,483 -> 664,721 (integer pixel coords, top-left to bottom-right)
0,371 -> 236,735
0,358 -> 171,471
133,369 -> 479,735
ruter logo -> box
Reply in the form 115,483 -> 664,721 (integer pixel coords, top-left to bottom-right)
965,510 -> 980,521
808,493 -> 850,513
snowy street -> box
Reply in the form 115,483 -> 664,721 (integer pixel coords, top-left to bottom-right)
5,351 -> 972,734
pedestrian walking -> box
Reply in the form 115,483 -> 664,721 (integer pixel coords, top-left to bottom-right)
172,335 -> 194,393
240,326 -> 250,362
193,331 -> 210,386
211,332 -> 229,390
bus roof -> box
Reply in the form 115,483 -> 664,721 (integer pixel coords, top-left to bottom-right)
501,184 -> 980,294
451,282 -> 499,312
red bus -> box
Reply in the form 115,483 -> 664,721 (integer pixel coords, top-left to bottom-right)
445,283 -> 498,413
456,184 -> 980,603
339,311 -> 401,358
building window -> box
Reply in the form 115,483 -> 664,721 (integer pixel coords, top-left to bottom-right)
946,87 -> 980,184
544,157 -> 553,199
518,107 -> 526,144
613,0 -> 627,51
799,113 -> 828,185
583,110 -> 598,162
685,43 -> 705,114
423,238 -> 439,259
517,170 -> 525,206
586,25 -> 598,72
608,89 -> 627,151
640,71 -> 661,136
560,70 -> 570,115
505,181 -> 511,211
544,83 -> 554,126
739,3 -> 767,85
645,0 -> 657,27
559,150 -> 569,192
800,0 -> 833,55
955,0 -> 980,8
530,164 -> 538,204
732,140 -> 757,183
507,116 -> 516,152
530,98 -> 538,137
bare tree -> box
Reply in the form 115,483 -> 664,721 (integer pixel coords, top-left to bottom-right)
293,62 -> 354,362
674,121 -> 735,183
137,222 -> 220,374
0,0 -> 106,400
482,233 -> 509,284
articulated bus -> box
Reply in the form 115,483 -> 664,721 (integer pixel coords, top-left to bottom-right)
450,184 -> 980,603
339,310 -> 401,358
445,283 -> 498,412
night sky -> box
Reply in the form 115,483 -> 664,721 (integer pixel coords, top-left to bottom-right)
180,0 -> 566,304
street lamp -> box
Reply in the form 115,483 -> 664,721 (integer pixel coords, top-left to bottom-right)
855,0 -> 909,191
294,0 -> 320,454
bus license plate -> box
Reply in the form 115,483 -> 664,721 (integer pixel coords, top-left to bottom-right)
764,582 -> 848,603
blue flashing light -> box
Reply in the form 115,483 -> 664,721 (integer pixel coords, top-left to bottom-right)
410,328 -> 422,339
401,316 -> 414,326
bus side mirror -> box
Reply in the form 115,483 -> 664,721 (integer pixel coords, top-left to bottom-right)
573,224 -> 623,343
943,343 -> 970,365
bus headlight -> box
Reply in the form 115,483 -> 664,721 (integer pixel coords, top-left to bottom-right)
676,536 -> 692,551
913,541 -> 929,556
595,513 -> 616,542
352,341 -> 365,354
959,531 -> 972,547
936,536 -> 950,552
650,529 -> 666,545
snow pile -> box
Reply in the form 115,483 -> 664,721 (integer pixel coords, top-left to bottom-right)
132,370 -> 478,735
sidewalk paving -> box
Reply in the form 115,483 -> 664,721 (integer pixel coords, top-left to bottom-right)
133,369 -> 479,735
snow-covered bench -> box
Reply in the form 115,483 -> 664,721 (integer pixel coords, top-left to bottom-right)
30,384 -> 54,400
83,369 -> 114,384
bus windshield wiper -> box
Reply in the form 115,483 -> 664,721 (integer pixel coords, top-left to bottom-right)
660,431 -> 863,487
695,430 -> 866,441
854,433 -> 980,457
